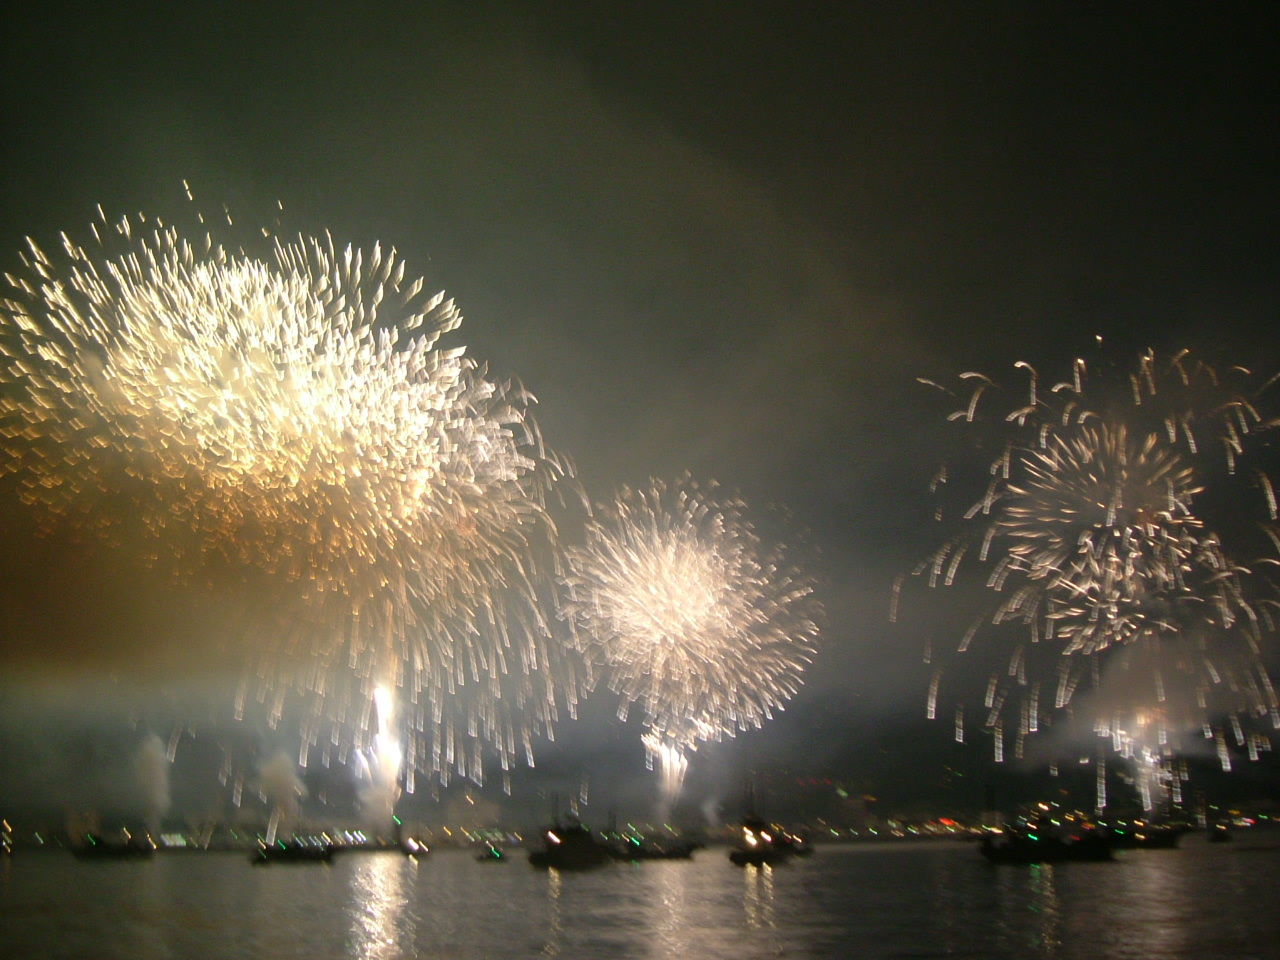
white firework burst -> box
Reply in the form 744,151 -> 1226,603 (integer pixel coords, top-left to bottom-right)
562,476 -> 819,795
903,349 -> 1280,806
0,208 -> 583,792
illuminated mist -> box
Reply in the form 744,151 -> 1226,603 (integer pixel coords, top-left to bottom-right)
257,750 -> 307,845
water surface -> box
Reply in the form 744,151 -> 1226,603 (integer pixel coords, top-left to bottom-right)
4,834 -> 1278,959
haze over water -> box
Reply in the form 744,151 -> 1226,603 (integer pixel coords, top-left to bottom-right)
5,834 -> 1280,960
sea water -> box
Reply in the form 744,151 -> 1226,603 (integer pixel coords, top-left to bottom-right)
3,833 -> 1279,959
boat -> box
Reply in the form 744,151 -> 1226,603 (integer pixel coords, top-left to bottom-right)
980,828 -> 1114,864
1106,823 -> 1189,849
251,840 -> 336,864
608,835 -> 701,861
728,812 -> 801,867
786,827 -> 814,857
476,841 -> 507,862
1208,823 -> 1233,843
527,819 -> 611,870
728,782 -> 800,867
71,835 -> 155,860
401,836 -> 430,857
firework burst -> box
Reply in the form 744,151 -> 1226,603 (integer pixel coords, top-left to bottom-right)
900,349 -> 1280,807
562,476 -> 819,797
0,207 -> 584,792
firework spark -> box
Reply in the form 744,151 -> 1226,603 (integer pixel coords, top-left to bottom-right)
902,349 -> 1280,808
562,476 -> 819,799
0,208 -> 583,793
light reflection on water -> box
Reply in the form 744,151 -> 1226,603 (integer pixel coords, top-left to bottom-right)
993,861 -> 1063,956
347,852 -> 414,960
641,854 -> 694,957
741,862 -> 774,930
4,835 -> 1280,959
542,867 -> 563,958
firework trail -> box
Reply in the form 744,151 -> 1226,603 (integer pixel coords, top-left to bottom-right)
0,206 -> 584,795
562,476 -> 820,804
899,349 -> 1280,808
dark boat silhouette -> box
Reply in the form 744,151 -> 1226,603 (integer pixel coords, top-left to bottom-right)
71,835 -> 155,860
728,783 -> 808,866
251,840 -> 336,864
608,835 -> 701,861
980,828 -> 1114,864
1208,822 -> 1233,843
528,819 -> 611,870
476,841 -> 507,862
729,812 -> 805,866
1106,823 -> 1189,849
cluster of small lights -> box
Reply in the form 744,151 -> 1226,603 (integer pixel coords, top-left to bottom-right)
0,207 -> 581,789
562,476 -> 820,788
904,349 -> 1280,805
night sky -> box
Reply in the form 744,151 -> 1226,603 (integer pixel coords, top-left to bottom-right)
2,2 -> 1278,825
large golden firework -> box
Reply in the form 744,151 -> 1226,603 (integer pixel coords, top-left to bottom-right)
0,209 -> 583,790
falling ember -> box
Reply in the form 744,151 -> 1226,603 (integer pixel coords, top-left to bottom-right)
0,207 -> 584,788
562,475 -> 820,804
905,349 -> 1280,806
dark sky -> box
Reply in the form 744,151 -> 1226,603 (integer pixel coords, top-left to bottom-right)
2,2 -> 1278,823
